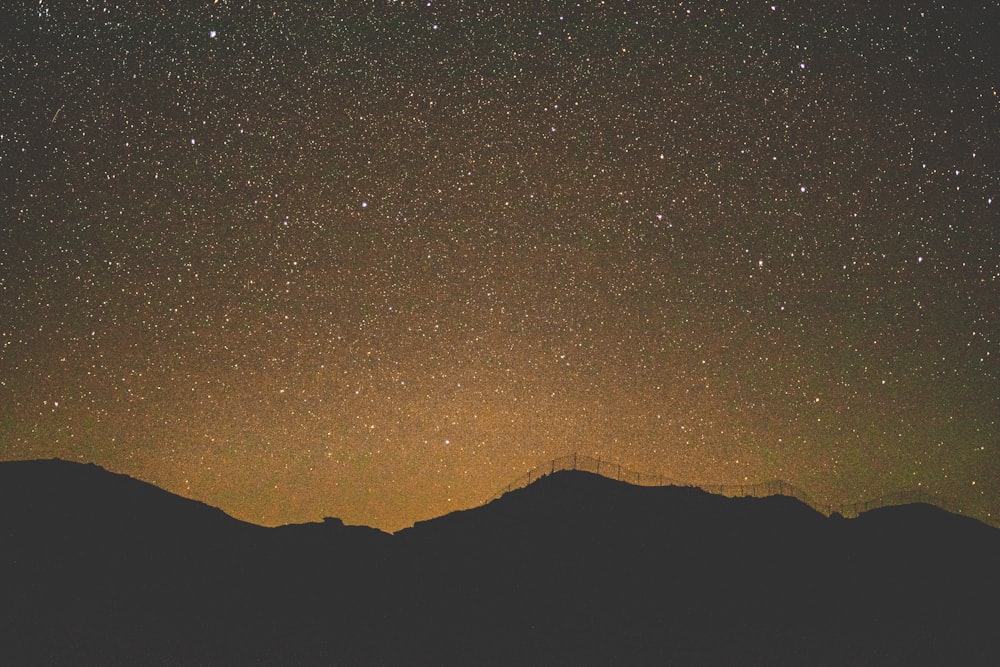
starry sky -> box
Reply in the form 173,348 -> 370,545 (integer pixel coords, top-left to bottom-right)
2,0 -> 997,531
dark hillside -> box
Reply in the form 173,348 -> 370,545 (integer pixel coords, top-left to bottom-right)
1,460 -> 998,665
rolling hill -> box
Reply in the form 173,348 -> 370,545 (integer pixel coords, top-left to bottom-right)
2,459 -> 997,665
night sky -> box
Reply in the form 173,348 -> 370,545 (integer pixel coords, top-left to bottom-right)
2,0 -> 997,532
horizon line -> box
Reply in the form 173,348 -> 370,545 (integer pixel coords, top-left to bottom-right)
495,452 -> 967,521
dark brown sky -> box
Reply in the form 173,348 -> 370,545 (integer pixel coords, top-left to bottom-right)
2,0 -> 997,531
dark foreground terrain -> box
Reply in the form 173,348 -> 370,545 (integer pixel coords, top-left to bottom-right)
2,459 -> 998,665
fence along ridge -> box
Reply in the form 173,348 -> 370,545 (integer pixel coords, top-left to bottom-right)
493,453 -> 958,519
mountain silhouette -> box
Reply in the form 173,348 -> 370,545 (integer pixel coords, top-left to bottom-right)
2,459 -> 998,666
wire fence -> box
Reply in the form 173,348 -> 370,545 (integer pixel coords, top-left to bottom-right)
493,453 -> 958,519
